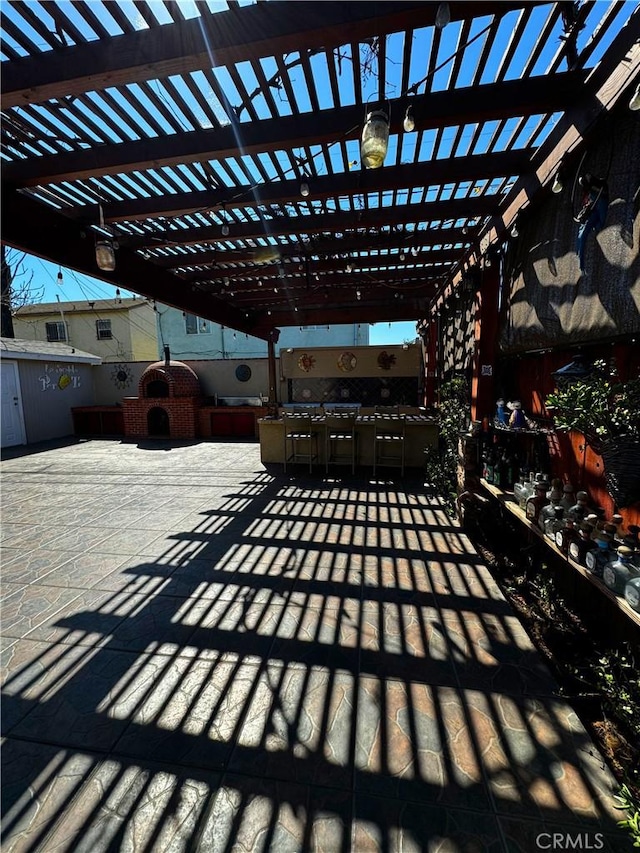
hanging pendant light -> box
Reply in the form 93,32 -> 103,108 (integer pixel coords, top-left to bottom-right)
361,108 -> 390,170
95,203 -> 116,271
629,83 -> 640,111
221,205 -> 230,236
403,105 -> 415,133
435,2 -> 451,29
95,241 -> 116,271
300,181 -> 310,197
551,169 -> 564,194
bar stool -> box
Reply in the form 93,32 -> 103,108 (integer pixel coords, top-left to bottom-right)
283,412 -> 319,473
325,411 -> 358,474
373,412 -> 406,476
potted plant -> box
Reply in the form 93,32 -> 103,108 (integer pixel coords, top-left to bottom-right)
545,360 -> 640,507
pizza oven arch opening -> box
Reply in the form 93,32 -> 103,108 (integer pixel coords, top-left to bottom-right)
146,379 -> 169,398
147,406 -> 170,436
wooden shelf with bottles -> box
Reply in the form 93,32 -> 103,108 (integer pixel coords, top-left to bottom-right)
479,478 -> 640,630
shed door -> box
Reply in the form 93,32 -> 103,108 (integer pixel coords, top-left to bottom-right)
1,361 -> 27,447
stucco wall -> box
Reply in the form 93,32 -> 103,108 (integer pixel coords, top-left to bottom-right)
16,359 -> 95,443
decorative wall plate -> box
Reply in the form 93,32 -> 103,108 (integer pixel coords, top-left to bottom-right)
377,351 -> 396,370
298,353 -> 316,372
337,351 -> 357,372
235,364 -> 252,382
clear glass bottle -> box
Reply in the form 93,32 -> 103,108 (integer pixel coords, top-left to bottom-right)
567,491 -> 589,523
547,478 -> 563,504
525,482 -> 549,526
585,534 -> 613,576
568,523 -> 596,564
603,546 -> 636,594
555,519 -> 579,555
624,575 -> 640,612
515,472 -> 535,508
559,483 -> 575,514
543,506 -> 566,540
610,513 -> 624,541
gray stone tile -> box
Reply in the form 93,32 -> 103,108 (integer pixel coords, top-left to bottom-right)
0,549 -> 81,585
8,647 -> 144,750
31,553 -> 129,590
1,640 -> 106,734
0,738 -> 101,853
89,528 -> 177,557
41,757 -> 219,853
1,584 -> 86,640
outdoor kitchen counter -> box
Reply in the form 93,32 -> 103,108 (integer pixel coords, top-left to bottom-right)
258,414 -> 438,468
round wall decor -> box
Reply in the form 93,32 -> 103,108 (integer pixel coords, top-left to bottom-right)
235,364 -> 252,382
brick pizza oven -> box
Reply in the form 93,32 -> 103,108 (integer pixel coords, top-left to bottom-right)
122,346 -> 202,439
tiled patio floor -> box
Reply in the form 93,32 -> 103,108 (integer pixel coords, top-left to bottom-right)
0,439 -> 629,852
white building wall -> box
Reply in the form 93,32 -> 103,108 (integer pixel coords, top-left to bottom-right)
156,305 -> 368,360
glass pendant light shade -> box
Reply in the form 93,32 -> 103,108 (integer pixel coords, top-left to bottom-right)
551,171 -> 564,194
300,181 -> 310,197
630,84 -> 640,111
361,110 -> 390,169
403,106 -> 415,133
435,2 -> 451,29
95,240 -> 116,271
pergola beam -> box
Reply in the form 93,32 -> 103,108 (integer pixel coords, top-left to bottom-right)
1,1 -> 544,109
4,75 -> 580,188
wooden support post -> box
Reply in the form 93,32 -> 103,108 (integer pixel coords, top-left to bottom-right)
471,265 -> 500,423
267,332 -> 279,408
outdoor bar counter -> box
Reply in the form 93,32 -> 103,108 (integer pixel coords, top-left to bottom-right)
258,408 -> 438,468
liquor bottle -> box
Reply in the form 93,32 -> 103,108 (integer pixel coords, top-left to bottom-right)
603,546 -> 637,594
568,522 -> 597,564
585,534 -> 613,576
624,575 -> 640,612
582,514 -> 598,538
567,491 -> 589,523
559,483 -> 575,514
547,478 -> 563,504
515,472 -> 535,508
525,482 -> 549,526
543,506 -> 566,540
610,514 -> 624,541
555,519 -> 580,555
623,525 -> 640,550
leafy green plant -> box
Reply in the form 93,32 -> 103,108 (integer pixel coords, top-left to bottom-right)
614,785 -> 640,847
424,376 -> 470,515
545,360 -> 640,453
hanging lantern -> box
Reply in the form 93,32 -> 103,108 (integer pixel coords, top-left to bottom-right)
300,181 -> 310,197
95,240 -> 116,271
360,109 -> 390,170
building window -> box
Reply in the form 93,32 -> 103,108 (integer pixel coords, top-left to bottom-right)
45,321 -> 66,342
96,319 -> 112,340
185,314 -> 211,335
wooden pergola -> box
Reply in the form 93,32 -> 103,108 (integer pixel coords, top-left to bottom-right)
2,1 -> 639,341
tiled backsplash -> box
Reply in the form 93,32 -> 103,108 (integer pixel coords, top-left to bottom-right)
290,377 -> 419,406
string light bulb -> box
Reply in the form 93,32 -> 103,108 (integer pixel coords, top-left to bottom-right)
221,205 -> 230,236
403,105 -> 415,133
56,267 -> 63,285
630,83 -> 640,111
300,181 -> 310,197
